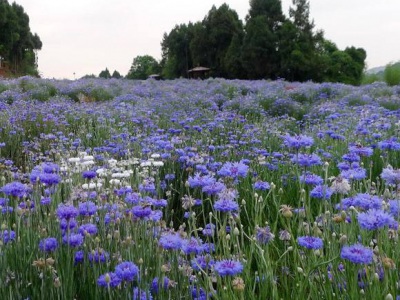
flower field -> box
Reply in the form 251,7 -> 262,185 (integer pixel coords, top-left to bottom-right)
1,76 -> 400,299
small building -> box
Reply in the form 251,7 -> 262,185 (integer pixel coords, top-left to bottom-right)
188,66 -> 210,79
148,74 -> 162,80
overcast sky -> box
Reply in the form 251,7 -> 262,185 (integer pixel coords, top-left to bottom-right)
15,0 -> 400,79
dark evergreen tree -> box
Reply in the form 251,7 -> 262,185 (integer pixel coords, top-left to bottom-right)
111,70 -> 122,79
0,0 -> 42,76
98,68 -> 111,79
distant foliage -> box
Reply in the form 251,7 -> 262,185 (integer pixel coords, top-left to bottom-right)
0,0 -> 42,76
126,55 -> 160,80
159,0 -> 366,85
384,63 -> 400,86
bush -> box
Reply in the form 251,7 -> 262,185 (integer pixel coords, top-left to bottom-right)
384,63 -> 400,86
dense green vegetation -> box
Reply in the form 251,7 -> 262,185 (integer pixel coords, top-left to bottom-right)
0,0 -> 42,76
158,0 -> 366,84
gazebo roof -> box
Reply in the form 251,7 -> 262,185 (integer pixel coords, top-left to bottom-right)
188,66 -> 210,73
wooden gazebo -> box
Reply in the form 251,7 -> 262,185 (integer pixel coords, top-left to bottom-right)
188,66 -> 210,79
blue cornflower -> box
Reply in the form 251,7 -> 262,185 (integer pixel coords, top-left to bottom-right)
79,223 -> 98,236
282,134 -> 314,149
357,209 -> 397,230
41,162 -> 60,173
78,201 -> 97,217
63,233 -> 84,247
378,138 -> 400,151
310,185 -> 333,200
39,173 -> 61,185
132,205 -> 152,218
299,173 -> 323,186
255,226 -> 275,244
291,153 -> 322,167
214,259 -> 244,276
253,180 -> 270,191
213,199 -> 239,212
340,166 -> 366,181
188,173 -> 215,188
74,250 -> 85,264
181,237 -> 205,255
57,204 -> 78,220
191,254 -> 215,271
297,236 -> 324,249
202,223 -> 216,237
115,261 -> 139,282
1,181 -> 29,198
39,237 -> 58,252
217,161 -> 249,179
133,287 -> 153,300
97,272 -> 121,288
1,230 -> 16,244
381,166 -> 400,186
88,249 -> 110,263
348,144 -> 373,157
202,181 -> 226,195
82,170 -> 97,179
389,200 -> 400,218
150,277 -> 170,294
59,218 -> 77,231
159,233 -> 182,250
339,193 -> 382,211
341,244 -> 373,264
40,196 -> 51,206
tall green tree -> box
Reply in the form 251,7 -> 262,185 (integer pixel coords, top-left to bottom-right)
0,0 -> 42,76
192,4 -> 244,78
161,23 -> 194,78
242,0 -> 285,79
126,55 -> 160,80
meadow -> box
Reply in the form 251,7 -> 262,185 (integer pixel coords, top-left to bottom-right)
1,76 -> 400,299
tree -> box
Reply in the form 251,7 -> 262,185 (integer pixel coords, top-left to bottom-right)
126,55 -> 160,80
111,70 -> 122,79
242,0 -> 285,79
98,68 -> 111,79
161,23 -> 194,79
0,0 -> 42,76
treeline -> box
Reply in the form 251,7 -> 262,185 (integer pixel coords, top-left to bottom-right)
158,0 -> 366,84
0,0 -> 42,76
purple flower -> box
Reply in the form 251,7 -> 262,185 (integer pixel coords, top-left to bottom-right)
282,134 -> 314,149
214,259 -> 243,276
39,237 -> 58,252
255,226 -> 275,244
97,272 -> 121,288
338,193 -> 382,211
341,244 -> 373,264
253,180 -> 270,191
151,277 -> 170,294
340,167 -> 366,181
1,230 -> 16,244
297,236 -> 324,249
60,218 -> 77,230
202,181 -> 226,195
213,199 -> 239,212
389,200 -> 400,218
132,205 -> 152,218
191,254 -> 215,271
291,153 -> 322,167
381,166 -> 400,186
1,181 -> 29,198
40,196 -> 51,206
202,223 -> 215,237
188,173 -> 215,188
378,138 -> 400,151
158,233 -> 182,250
357,209 -> 397,230
310,185 -> 333,200
82,170 -> 97,179
79,223 -> 98,235
88,249 -> 110,263
299,173 -> 324,186
63,233 -> 84,247
39,173 -> 61,185
348,145 -> 373,157
217,161 -> 249,179
78,201 -> 97,216
41,162 -> 60,173
133,287 -> 152,300
181,237 -> 205,255
57,204 -> 78,220
74,250 -> 85,264
115,261 -> 139,282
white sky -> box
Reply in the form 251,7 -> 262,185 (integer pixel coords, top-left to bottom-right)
15,0 -> 400,79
